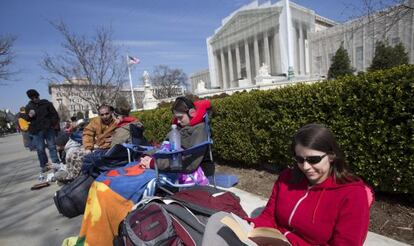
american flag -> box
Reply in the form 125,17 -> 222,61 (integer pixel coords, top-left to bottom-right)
128,56 -> 140,65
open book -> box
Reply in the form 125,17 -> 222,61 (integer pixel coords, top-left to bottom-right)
220,213 -> 290,246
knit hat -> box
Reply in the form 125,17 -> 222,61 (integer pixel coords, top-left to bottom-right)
26,89 -> 40,99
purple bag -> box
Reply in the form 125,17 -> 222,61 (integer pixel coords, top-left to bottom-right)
178,166 -> 209,185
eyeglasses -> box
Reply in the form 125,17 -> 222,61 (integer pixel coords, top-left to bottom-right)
294,153 -> 328,165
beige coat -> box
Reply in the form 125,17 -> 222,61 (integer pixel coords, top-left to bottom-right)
82,117 -> 117,150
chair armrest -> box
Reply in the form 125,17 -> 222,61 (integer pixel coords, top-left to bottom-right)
153,141 -> 212,159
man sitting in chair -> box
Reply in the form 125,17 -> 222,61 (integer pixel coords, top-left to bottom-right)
73,97 -> 212,246
82,105 -> 117,153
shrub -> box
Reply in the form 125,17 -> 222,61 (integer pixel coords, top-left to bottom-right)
133,65 -> 414,195
132,107 -> 171,144
328,44 -> 354,79
369,41 -> 409,71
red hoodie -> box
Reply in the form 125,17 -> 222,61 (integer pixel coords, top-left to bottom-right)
248,169 -> 371,246
117,116 -> 137,127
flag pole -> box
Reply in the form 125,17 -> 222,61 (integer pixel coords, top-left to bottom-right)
127,54 -> 137,111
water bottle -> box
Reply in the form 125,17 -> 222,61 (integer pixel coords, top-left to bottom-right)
170,124 -> 181,168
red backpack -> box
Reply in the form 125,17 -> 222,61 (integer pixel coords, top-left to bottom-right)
114,186 -> 248,246
118,201 -> 179,246
115,198 -> 202,246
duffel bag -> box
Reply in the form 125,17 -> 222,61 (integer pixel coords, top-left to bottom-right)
53,173 -> 94,218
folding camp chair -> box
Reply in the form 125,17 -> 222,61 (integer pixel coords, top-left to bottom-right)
148,112 -> 216,195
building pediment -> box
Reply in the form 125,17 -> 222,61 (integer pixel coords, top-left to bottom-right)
211,7 -> 281,43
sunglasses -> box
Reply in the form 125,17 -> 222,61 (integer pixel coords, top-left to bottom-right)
294,153 -> 328,165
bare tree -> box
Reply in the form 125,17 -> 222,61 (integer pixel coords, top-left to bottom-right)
343,0 -> 413,39
41,21 -> 127,110
0,35 -> 17,83
150,65 -> 187,99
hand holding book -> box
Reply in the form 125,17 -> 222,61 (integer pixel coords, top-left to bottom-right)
220,213 -> 290,246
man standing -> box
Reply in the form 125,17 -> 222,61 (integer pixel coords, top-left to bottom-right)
82,105 -> 117,153
24,89 -> 60,173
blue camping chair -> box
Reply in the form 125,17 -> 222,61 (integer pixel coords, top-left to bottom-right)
146,112 -> 216,196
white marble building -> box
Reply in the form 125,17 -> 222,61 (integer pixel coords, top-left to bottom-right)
49,77 -> 186,117
311,1 -> 414,75
48,79 -> 97,119
192,0 -> 414,95
49,79 -> 146,118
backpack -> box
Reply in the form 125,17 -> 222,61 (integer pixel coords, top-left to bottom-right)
53,173 -> 94,218
115,201 -> 178,246
115,199 -> 203,246
18,117 -> 29,131
114,186 -> 248,246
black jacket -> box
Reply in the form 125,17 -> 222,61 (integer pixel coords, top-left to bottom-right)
24,99 -> 60,134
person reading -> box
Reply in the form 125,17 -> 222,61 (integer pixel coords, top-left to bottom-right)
202,123 -> 372,246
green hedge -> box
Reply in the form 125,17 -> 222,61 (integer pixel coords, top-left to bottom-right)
132,65 -> 414,195
133,106 -> 172,144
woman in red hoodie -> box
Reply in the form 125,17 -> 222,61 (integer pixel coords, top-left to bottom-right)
203,123 -> 372,246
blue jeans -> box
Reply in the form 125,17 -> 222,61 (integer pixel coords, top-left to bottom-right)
32,129 -> 60,171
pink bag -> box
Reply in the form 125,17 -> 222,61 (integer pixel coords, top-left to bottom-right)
178,166 -> 209,185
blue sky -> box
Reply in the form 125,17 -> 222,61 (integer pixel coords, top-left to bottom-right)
0,0 -> 391,113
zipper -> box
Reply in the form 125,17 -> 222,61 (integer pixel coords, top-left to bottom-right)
288,186 -> 312,227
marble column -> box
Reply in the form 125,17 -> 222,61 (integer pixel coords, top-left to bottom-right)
235,44 -> 241,80
244,39 -> 252,84
352,27 -> 356,67
299,25 -> 305,75
273,31 -> 280,74
214,53 -> 221,87
254,36 -> 260,80
264,32 -> 271,68
411,4 -> 414,63
292,26 -> 298,74
227,47 -> 234,87
220,49 -> 227,89
362,24 -> 366,70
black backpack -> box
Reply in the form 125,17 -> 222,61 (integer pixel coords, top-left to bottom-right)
53,173 -> 94,218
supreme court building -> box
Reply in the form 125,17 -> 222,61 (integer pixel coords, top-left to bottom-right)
192,0 -> 414,94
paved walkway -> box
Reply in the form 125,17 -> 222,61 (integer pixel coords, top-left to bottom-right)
0,134 -> 410,245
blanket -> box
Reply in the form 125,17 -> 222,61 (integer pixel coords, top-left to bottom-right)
75,162 -> 157,246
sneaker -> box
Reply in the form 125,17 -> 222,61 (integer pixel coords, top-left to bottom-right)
46,172 -> 55,182
38,172 -> 47,182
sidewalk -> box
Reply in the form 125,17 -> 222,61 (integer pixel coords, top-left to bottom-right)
0,134 -> 83,246
0,133 -> 411,245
